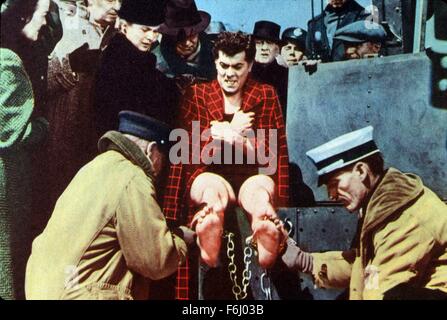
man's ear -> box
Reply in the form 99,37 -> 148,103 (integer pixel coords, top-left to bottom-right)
372,43 -> 382,53
145,141 -> 157,158
353,162 -> 369,182
121,21 -> 128,34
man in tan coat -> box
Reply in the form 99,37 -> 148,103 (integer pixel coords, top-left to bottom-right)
282,126 -> 447,299
25,111 -> 193,300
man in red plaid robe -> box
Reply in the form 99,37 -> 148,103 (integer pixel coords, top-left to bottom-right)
163,31 -> 290,300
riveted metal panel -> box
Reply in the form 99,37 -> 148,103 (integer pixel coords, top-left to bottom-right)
279,207 -> 358,300
287,53 -> 447,201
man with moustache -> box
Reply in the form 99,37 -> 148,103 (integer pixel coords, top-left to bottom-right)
306,0 -> 369,62
334,21 -> 387,60
156,0 -> 215,87
251,20 -> 288,117
281,126 -> 447,299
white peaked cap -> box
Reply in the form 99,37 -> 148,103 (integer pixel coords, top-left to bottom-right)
306,126 -> 381,185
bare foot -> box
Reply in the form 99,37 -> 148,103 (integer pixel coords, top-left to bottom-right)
252,217 -> 284,269
192,207 -> 224,267
190,173 -> 236,267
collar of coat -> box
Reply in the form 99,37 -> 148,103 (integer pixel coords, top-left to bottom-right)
97,131 -> 154,178
361,167 -> 424,241
206,78 -> 264,120
108,33 -> 157,68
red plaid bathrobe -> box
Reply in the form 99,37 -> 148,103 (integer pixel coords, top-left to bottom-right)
163,78 -> 290,299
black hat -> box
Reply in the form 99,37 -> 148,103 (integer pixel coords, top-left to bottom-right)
282,27 -> 307,50
253,20 -> 281,43
158,0 -> 211,37
118,111 -> 172,149
119,0 -> 166,26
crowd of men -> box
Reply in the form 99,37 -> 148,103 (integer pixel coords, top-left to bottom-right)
1,0 -> 445,301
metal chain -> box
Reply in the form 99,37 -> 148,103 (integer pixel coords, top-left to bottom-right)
224,231 -> 253,300
260,270 -> 273,300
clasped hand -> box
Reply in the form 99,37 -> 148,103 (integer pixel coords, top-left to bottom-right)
210,110 -> 254,144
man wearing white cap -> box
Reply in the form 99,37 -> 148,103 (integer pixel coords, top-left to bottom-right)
281,126 -> 447,299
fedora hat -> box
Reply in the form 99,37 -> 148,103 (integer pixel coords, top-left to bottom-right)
119,0 -> 166,26
253,20 -> 281,43
158,0 -> 211,37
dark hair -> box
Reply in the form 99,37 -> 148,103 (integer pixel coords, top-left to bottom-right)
212,31 -> 256,63
360,152 -> 385,176
1,0 -> 40,54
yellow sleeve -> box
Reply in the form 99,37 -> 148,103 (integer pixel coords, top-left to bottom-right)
311,250 -> 356,289
116,174 -> 187,280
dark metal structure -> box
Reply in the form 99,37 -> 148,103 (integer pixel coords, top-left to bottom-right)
287,52 -> 447,202
197,0 -> 446,300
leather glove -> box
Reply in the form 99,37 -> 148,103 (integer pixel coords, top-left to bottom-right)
281,238 -> 313,274
68,43 -> 100,73
176,226 -> 197,247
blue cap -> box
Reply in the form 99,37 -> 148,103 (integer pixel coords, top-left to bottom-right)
334,21 -> 387,43
281,27 -> 307,49
118,111 -> 172,149
306,126 -> 381,186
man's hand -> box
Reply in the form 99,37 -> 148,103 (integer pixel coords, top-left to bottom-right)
210,120 -> 242,146
178,226 -> 196,247
300,59 -> 321,75
210,110 -> 255,146
281,238 -> 313,274
300,58 -> 321,66
230,110 -> 254,134
210,120 -> 232,140
68,43 -> 100,73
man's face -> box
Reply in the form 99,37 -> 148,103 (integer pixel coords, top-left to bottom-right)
88,0 -> 121,26
123,23 -> 160,52
176,33 -> 200,58
325,167 -> 368,212
149,144 -> 165,178
215,51 -> 252,96
344,41 -> 381,60
281,42 -> 305,66
329,0 -> 349,9
22,0 -> 50,41
255,39 -> 279,64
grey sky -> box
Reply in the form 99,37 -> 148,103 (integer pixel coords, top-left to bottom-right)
196,0 -> 373,33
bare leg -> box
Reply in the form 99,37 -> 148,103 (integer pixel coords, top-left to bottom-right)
238,175 -> 286,269
190,173 -> 236,267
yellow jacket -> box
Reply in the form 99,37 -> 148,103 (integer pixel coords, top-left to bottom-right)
25,132 -> 187,299
312,168 -> 447,299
